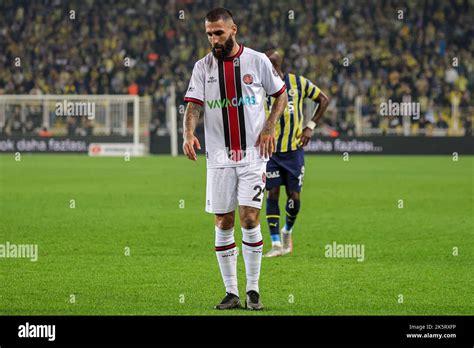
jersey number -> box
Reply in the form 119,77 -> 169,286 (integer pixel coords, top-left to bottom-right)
252,185 -> 264,202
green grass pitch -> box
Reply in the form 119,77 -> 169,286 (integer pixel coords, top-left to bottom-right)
0,154 -> 472,315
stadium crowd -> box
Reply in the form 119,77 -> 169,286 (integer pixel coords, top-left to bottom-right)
0,0 -> 472,135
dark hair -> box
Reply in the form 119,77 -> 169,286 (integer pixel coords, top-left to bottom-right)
205,7 -> 235,23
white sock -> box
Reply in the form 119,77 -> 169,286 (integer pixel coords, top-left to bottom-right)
242,225 -> 263,294
215,226 -> 238,296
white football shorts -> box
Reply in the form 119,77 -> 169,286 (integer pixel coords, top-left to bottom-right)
205,161 -> 267,214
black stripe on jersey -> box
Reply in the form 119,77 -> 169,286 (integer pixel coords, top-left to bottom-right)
287,76 -> 298,147
276,75 -> 289,152
297,76 -> 304,127
233,58 -> 247,153
218,60 -> 231,154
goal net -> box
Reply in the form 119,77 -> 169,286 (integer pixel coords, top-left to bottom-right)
0,95 -> 152,155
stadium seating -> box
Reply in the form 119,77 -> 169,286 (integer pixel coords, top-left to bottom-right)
0,0 -> 472,135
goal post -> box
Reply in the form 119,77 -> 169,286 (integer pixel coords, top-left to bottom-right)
166,84 -> 178,157
0,94 -> 151,155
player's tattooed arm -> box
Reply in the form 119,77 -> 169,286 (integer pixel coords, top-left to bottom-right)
183,102 -> 202,161
300,91 -> 330,147
256,91 -> 288,158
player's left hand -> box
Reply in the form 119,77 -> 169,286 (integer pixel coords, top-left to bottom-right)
299,127 -> 313,147
255,123 -> 276,159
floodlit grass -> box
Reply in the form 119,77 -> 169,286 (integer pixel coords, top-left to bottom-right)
0,154 -> 472,315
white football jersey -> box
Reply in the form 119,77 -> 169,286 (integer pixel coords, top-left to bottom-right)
184,45 -> 286,168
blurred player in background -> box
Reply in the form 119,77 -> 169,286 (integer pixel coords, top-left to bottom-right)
183,8 -> 287,309
263,48 -> 329,257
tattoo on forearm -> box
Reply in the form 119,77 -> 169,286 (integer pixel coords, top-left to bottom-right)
265,93 -> 287,131
183,102 -> 202,136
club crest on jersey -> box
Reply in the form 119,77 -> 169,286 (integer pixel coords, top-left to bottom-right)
243,74 -> 253,85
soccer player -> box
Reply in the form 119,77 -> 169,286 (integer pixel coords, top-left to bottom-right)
263,48 -> 330,257
183,8 -> 288,310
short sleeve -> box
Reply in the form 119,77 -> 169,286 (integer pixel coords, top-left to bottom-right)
260,55 -> 286,97
184,62 -> 205,105
302,76 -> 321,101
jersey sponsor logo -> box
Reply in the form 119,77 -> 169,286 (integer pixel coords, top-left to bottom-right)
206,96 -> 256,109
266,170 -> 280,178
243,74 -> 253,85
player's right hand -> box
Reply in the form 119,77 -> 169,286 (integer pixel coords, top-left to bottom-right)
299,127 -> 314,147
255,124 -> 276,159
183,133 -> 201,161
